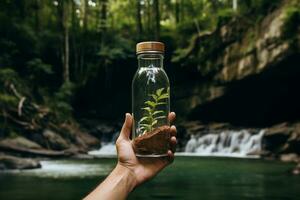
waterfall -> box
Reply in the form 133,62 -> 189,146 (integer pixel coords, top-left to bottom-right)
88,129 -> 265,158
88,131 -> 119,157
182,130 -> 265,158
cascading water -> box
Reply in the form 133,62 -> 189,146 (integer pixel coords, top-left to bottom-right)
182,130 -> 265,158
88,131 -> 119,157
88,128 -> 265,158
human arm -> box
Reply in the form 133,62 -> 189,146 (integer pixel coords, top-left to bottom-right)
84,112 -> 177,200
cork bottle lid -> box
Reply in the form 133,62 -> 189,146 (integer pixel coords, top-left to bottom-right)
136,41 -> 165,54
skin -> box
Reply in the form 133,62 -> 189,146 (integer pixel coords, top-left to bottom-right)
84,112 -> 177,200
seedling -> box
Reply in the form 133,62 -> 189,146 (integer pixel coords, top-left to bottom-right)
138,87 -> 169,134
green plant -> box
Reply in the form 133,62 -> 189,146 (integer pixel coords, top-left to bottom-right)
139,87 -> 169,134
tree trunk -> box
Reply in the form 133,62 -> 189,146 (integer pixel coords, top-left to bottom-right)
146,0 -> 151,34
71,1 -> 79,81
62,0 -> 70,83
79,0 -> 89,77
153,0 -> 160,40
211,0 -> 219,13
99,0 -> 108,46
136,0 -> 143,39
233,0 -> 238,11
34,0 -> 41,32
175,0 -> 180,24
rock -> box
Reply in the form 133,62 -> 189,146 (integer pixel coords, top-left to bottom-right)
182,121 -> 206,135
262,122 -> 300,157
43,129 -> 70,150
0,155 -> 41,170
0,136 -> 42,150
96,123 -> 116,135
60,123 -> 100,150
79,119 -> 118,139
263,122 -> 292,154
174,1 -> 300,126
280,153 -> 299,163
0,144 -> 71,157
291,162 -> 300,175
264,122 -> 293,136
71,153 -> 95,159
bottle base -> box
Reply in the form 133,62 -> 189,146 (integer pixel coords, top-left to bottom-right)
136,153 -> 168,158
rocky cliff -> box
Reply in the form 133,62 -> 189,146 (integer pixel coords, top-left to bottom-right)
173,0 -> 300,127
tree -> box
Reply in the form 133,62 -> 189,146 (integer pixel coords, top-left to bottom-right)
233,0 -> 238,11
58,0 -> 70,83
175,0 -> 180,24
136,0 -> 143,39
153,0 -> 160,40
33,0 -> 41,32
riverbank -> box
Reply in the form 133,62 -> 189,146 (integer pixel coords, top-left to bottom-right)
1,119 -> 300,174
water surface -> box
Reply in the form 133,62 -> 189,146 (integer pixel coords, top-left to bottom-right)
0,157 -> 298,200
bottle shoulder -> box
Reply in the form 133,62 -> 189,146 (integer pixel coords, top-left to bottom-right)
133,67 -> 169,83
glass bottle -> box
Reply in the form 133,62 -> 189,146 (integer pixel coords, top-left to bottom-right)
132,41 -> 170,157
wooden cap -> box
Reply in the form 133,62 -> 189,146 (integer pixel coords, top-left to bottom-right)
136,41 -> 165,54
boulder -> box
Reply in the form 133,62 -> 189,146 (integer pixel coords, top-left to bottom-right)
263,122 -> 292,154
0,136 -> 42,150
291,162 -> 300,175
0,155 -> 41,170
43,129 -> 70,150
263,122 -> 300,156
280,153 -> 299,163
60,123 -> 100,150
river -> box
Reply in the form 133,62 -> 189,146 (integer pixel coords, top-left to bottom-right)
0,157 -> 299,200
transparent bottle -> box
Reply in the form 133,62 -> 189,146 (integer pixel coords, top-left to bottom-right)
132,41 -> 170,157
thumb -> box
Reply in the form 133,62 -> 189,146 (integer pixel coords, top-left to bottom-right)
119,113 -> 133,141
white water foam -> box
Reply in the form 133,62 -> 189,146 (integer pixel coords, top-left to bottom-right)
5,160 -> 113,178
88,142 -> 117,157
183,130 -> 264,158
88,129 -> 264,158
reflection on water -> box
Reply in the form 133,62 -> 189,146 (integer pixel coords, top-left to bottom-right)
0,157 -> 299,200
25,160 -> 113,178
2,159 -> 115,178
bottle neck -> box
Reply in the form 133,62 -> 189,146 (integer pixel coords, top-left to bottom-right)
137,53 -> 164,68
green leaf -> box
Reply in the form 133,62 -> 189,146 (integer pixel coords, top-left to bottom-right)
145,101 -> 156,108
142,107 -> 152,113
156,102 -> 167,105
154,116 -> 166,120
157,93 -> 169,100
153,110 -> 164,116
139,116 -> 150,123
151,120 -> 158,126
156,88 -> 164,96
139,124 -> 152,128
149,94 -> 158,101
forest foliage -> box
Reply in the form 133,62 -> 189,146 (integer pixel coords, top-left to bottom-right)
0,0 -> 288,137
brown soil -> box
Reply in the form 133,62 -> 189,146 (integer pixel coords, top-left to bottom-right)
133,125 -> 170,156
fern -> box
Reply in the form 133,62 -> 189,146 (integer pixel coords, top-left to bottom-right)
139,87 -> 169,134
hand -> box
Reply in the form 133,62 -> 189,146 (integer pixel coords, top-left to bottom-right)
116,112 -> 177,187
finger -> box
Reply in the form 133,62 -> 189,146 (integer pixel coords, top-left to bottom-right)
170,125 -> 177,137
167,150 -> 175,163
119,113 -> 133,141
168,112 -> 176,124
170,136 -> 177,153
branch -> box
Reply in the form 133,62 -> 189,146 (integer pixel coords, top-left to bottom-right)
18,97 -> 26,116
9,83 -> 22,99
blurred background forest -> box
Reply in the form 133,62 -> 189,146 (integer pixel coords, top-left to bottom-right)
1,0 -> 300,157
1,0 -> 300,199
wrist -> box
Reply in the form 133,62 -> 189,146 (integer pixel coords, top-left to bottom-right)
114,163 -> 138,192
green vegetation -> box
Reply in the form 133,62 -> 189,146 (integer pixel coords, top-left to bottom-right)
0,0 -> 294,138
282,5 -> 300,40
139,88 -> 169,134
